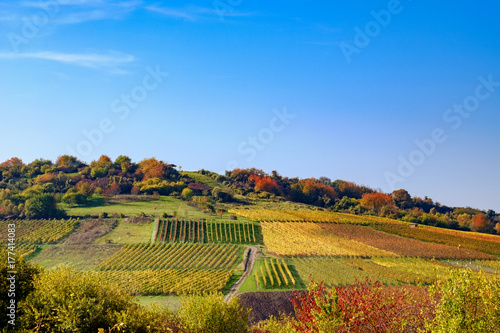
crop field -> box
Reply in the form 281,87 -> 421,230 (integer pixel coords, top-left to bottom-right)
261,222 -> 395,257
230,209 -> 376,225
372,223 -> 500,255
0,218 -> 79,244
97,243 -> 242,271
254,258 -> 296,290
96,269 -> 233,295
291,257 -> 397,286
153,219 -> 261,244
319,223 -> 495,259
13,241 -> 39,258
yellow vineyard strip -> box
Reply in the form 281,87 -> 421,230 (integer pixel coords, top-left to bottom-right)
97,243 -> 240,271
95,269 -> 232,295
261,222 -> 396,257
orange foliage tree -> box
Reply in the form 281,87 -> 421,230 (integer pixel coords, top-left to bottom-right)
248,174 -> 281,194
359,192 -> 394,215
472,213 -> 490,233
138,158 -> 168,180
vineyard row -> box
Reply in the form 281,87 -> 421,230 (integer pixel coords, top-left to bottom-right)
154,219 -> 260,244
97,242 -> 241,271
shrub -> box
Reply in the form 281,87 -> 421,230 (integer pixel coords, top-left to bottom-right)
25,193 -> 64,219
181,187 -> 194,199
20,267 -> 134,332
0,251 -> 41,328
178,293 -> 250,333
292,279 -> 434,332
429,269 -> 500,332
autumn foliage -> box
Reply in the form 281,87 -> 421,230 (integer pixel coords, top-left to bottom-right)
291,279 -> 435,333
249,174 -> 281,194
359,192 -> 394,214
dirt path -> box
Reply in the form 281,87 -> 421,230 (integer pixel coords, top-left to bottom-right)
224,246 -> 257,303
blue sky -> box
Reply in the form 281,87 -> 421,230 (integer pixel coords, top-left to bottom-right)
1,1 -> 499,211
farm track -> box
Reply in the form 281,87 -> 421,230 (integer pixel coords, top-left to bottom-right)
224,246 -> 257,303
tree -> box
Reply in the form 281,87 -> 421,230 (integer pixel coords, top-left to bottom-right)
138,158 -> 178,180
392,189 -> 412,209
291,178 -> 338,207
359,192 -> 394,215
25,194 -> 63,219
55,155 -> 82,172
115,155 -> 133,174
471,213 -> 491,233
90,155 -> 113,178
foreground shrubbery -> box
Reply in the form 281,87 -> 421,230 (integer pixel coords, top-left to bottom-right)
278,270 -> 500,333
2,255 -> 499,332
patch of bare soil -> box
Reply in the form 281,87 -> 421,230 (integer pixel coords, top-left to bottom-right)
123,216 -> 152,224
238,291 -> 303,325
64,219 -> 117,245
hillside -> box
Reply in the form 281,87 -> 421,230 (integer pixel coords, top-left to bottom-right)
2,157 -> 500,330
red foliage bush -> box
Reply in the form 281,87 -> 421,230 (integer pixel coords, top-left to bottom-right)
291,279 -> 435,333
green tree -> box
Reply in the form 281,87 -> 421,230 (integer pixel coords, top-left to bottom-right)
24,194 -> 63,219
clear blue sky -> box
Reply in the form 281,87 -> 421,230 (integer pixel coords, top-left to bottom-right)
1,1 -> 499,211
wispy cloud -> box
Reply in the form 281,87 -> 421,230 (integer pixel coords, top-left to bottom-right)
11,0 -> 142,25
0,51 -> 135,70
145,5 -> 196,21
145,5 -> 255,21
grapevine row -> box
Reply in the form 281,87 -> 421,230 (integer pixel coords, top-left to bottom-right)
97,243 -> 241,271
154,219 -> 260,244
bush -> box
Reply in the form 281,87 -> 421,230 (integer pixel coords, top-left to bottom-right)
62,192 -> 87,205
25,193 -> 64,219
20,267 -> 134,332
181,188 -> 194,199
292,279 -> 434,332
429,269 -> 500,332
178,293 -> 250,333
0,251 -> 41,329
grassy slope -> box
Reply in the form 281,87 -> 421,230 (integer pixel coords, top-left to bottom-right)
66,196 -> 216,219
181,171 -> 228,189
30,244 -> 122,270
93,220 -> 155,244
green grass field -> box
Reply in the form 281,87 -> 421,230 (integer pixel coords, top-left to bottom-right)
93,220 -> 155,244
136,295 -> 182,311
30,244 -> 122,270
66,196 -> 215,219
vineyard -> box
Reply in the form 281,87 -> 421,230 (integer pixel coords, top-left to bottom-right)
153,219 -> 261,244
261,222 -> 395,257
97,243 -> 242,271
254,258 -> 296,290
95,269 -> 233,295
291,257 -> 397,286
319,223 -> 495,260
0,218 -> 79,244
372,222 -> 500,255
229,209 -> 373,224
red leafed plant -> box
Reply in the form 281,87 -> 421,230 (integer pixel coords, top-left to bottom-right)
291,279 -> 435,333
